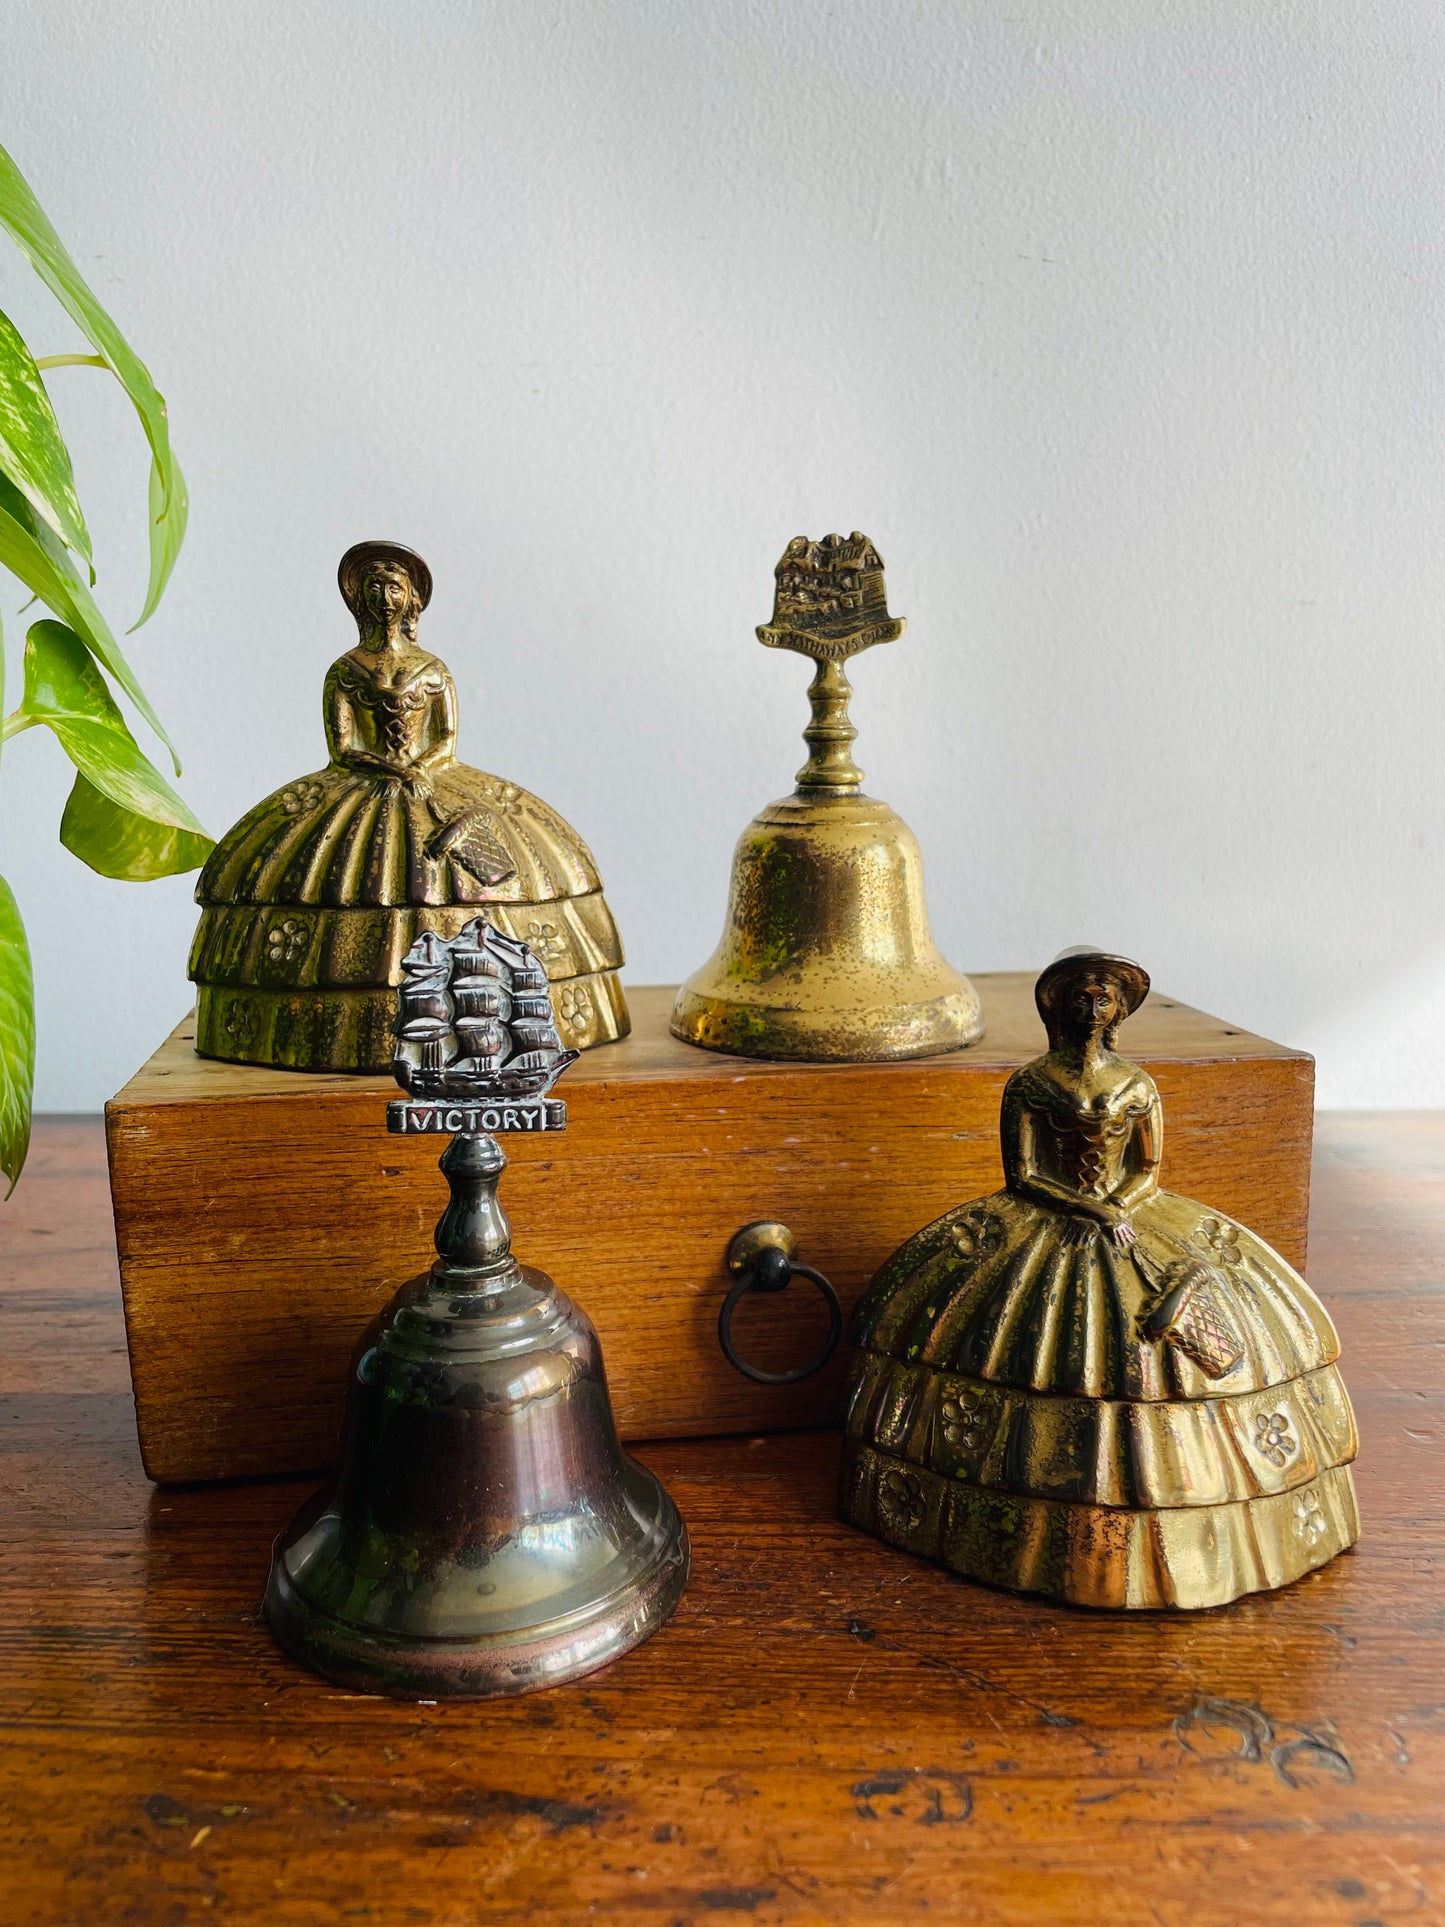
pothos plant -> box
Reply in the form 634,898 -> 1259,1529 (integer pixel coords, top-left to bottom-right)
0,139 -> 213,1191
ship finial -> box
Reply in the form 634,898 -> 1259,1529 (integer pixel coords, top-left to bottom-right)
392,924 -> 578,1099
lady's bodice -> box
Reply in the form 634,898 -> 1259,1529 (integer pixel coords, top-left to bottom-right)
1011,1055 -> 1158,1200
324,649 -> 455,771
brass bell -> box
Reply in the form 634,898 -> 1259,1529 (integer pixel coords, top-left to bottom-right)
671,534 -> 983,1061
840,949 -> 1360,1611
191,540 -> 630,1073
265,925 -> 688,1697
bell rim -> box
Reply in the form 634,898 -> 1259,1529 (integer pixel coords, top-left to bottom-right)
670,981 -> 985,1062
263,1500 -> 689,1700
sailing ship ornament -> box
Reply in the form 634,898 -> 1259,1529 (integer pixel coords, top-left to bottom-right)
392,921 -> 579,1098
671,534 -> 983,1061
264,922 -> 688,1697
190,540 -> 629,1072
840,949 -> 1360,1610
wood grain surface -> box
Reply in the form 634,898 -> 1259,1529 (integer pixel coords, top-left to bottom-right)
1,1113 -> 1441,1926
107,978 -> 1315,1482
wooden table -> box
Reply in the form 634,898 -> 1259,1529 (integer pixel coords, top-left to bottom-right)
1,1115 -> 1440,1926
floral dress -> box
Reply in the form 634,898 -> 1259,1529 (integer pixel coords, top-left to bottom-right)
842,1051 -> 1359,1609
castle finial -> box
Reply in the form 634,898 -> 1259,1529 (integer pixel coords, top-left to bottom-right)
755,532 -> 905,792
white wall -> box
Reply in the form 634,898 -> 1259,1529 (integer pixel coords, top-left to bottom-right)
3,0 -> 1443,1110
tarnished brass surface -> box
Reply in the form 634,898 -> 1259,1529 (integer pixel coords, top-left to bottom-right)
840,947 -> 1360,1610
841,1449 -> 1359,1612
671,534 -> 982,1062
190,540 -> 629,1071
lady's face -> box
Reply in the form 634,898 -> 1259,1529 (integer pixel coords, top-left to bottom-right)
1066,977 -> 1120,1036
363,563 -> 411,624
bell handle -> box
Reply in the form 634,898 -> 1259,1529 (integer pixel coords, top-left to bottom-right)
717,1221 -> 843,1385
434,1130 -> 513,1278
796,658 -> 863,791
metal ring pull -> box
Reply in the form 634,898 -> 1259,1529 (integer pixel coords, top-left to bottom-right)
718,1221 -> 843,1385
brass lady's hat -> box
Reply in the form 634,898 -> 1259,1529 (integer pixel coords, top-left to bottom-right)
1035,947 -> 1151,1028
671,534 -> 983,1061
337,538 -> 433,611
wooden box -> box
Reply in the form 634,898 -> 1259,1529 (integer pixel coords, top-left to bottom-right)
105,979 -> 1314,1483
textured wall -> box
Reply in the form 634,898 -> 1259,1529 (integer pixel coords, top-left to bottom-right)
3,1 -> 1443,1108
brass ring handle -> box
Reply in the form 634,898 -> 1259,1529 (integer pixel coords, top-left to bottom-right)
717,1221 -> 843,1385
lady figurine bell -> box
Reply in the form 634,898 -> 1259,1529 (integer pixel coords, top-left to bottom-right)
191,541 -> 629,1071
841,948 -> 1359,1610
264,923 -> 689,1696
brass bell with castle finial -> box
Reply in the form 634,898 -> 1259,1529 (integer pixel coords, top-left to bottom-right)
671,534 -> 984,1061
263,924 -> 688,1697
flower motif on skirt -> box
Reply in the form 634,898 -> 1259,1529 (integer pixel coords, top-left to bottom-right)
940,1389 -> 985,1450
1194,1216 -> 1244,1267
222,998 -> 257,1048
1292,1489 -> 1327,1543
279,779 -> 326,816
1254,1410 -> 1297,1468
952,1208 -> 1003,1264
878,1467 -> 926,1533
524,919 -> 566,960
264,917 -> 311,967
558,983 -> 594,1034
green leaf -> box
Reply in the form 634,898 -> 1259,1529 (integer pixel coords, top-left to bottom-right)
15,621 -> 211,880
59,770 -> 212,879
0,305 -> 91,564
132,447 -> 187,630
0,875 -> 34,1195
0,469 -> 177,768
0,139 -> 183,625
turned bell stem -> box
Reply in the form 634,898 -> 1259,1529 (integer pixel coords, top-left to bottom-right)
434,1131 -> 513,1279
796,658 -> 863,792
